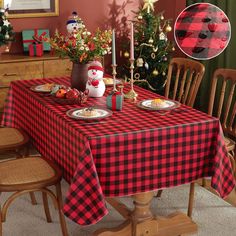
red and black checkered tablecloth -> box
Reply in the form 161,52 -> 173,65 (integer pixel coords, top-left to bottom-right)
1,77 -> 235,225
175,3 -> 230,59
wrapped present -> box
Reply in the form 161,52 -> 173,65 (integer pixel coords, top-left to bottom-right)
22,29 -> 50,52
106,91 -> 123,111
29,43 -> 43,57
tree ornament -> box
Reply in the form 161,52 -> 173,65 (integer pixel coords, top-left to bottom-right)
172,46 -> 176,51
142,0 -> 158,14
153,46 -> 158,52
151,53 -> 156,59
163,56 -> 167,61
148,37 -> 154,44
160,14 -> 164,20
5,33 -> 9,40
152,69 -> 159,76
134,73 -> 141,79
145,62 -> 149,70
3,19 -> 10,27
138,14 -> 143,20
165,24 -> 172,32
136,58 -> 144,67
162,71 -> 166,76
159,32 -> 166,40
123,51 -> 130,58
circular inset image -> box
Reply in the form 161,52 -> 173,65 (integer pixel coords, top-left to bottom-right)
174,3 -> 231,60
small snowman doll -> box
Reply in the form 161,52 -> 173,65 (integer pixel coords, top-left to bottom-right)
86,61 -> 105,97
66,11 -> 84,35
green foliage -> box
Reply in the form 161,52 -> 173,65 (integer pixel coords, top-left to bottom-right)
120,8 -> 174,94
0,9 -> 14,47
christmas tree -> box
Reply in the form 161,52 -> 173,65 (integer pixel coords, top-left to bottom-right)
120,0 -> 175,93
0,8 -> 14,47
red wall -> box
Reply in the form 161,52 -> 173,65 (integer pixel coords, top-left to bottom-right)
7,0 -> 186,56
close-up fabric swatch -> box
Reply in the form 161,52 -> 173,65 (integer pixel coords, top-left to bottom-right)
174,3 -> 231,60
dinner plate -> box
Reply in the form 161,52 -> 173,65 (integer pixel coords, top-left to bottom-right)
66,107 -> 112,120
137,99 -> 180,111
30,84 -> 53,93
103,77 -> 122,86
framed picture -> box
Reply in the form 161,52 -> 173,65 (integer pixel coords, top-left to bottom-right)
0,0 -> 59,18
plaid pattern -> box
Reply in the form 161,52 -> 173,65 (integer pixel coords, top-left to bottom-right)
175,3 -> 231,59
1,77 -> 235,225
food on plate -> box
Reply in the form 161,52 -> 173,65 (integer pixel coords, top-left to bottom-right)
103,77 -> 114,85
55,88 -> 67,98
66,88 -> 79,99
81,107 -> 97,117
41,83 -> 55,91
151,98 -> 167,108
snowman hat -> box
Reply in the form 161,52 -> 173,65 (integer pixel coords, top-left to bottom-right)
67,11 -> 82,25
88,61 -> 104,72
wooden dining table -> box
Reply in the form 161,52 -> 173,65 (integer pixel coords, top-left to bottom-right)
1,76 -> 235,236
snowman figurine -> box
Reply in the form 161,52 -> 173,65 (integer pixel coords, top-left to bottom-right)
66,11 -> 84,35
86,61 -> 105,97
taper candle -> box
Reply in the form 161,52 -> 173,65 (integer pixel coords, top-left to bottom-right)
112,29 -> 116,65
130,23 -> 134,60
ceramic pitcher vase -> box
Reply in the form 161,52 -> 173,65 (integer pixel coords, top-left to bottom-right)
70,63 -> 89,92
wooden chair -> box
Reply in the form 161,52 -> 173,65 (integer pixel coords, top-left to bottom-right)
0,127 -> 29,158
156,58 -> 205,202
0,127 -> 37,204
0,156 -> 68,236
165,57 -> 205,107
188,68 -> 236,218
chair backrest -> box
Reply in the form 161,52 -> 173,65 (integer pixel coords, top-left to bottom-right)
165,57 -> 205,107
208,68 -> 236,137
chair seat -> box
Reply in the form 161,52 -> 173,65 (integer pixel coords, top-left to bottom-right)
0,156 -> 68,235
0,157 -> 60,190
224,136 -> 235,152
0,127 -> 29,150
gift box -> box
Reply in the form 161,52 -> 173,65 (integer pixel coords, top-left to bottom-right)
29,43 -> 43,57
22,29 -> 50,52
106,91 -> 123,111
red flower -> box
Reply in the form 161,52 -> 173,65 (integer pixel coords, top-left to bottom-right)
88,42 -> 95,51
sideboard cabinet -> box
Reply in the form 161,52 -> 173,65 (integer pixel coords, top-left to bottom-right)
0,53 -> 72,113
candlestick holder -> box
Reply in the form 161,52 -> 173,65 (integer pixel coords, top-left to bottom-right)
124,59 -> 138,101
111,64 -> 118,92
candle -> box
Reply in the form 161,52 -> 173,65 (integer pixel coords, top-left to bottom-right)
112,29 -> 116,65
130,23 -> 134,60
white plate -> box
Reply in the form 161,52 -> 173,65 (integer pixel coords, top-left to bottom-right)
30,84 -> 52,92
66,107 -> 112,120
103,77 -> 122,86
137,99 -> 180,111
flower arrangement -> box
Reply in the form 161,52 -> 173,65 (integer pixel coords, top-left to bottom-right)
45,27 -> 112,64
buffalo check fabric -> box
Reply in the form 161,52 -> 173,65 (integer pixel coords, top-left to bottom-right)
175,3 -> 230,59
1,77 -> 235,225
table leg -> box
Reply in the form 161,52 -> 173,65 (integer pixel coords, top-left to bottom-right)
94,191 -> 197,236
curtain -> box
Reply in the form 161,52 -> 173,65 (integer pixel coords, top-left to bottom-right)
186,0 -> 236,112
